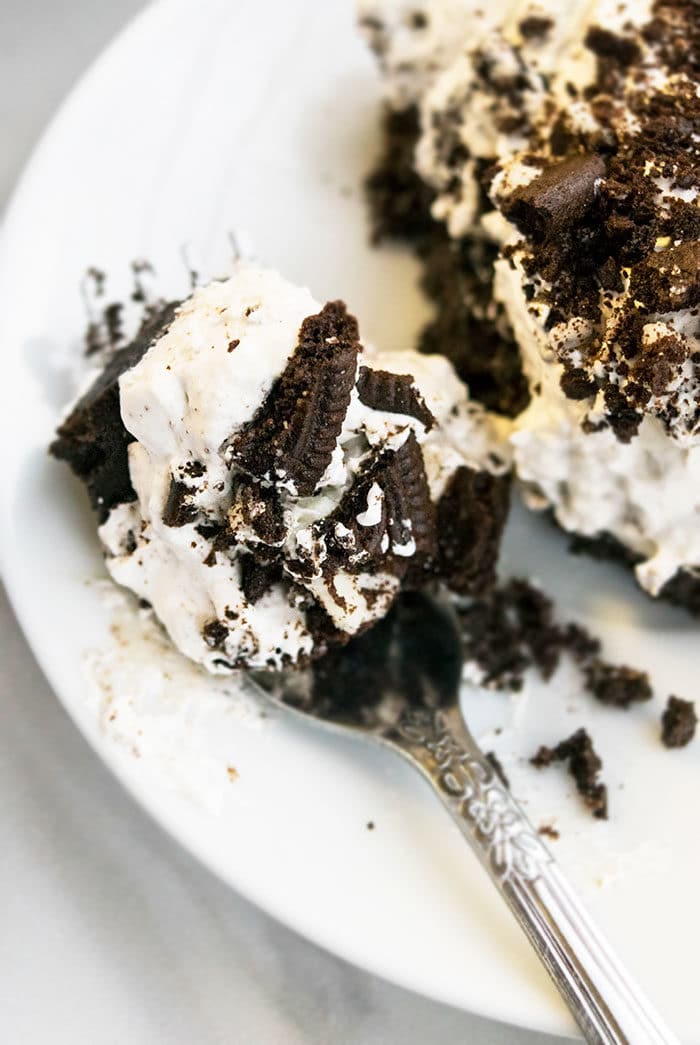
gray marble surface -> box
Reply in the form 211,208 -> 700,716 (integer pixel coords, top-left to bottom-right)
0,2 -> 558,1041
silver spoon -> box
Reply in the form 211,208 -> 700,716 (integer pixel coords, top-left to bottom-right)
252,592 -> 677,1044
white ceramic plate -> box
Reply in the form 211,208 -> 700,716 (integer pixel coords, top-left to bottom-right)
1,1 -> 698,1038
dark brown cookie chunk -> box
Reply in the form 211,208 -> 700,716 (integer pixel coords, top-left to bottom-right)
584,26 -> 641,67
661,696 -> 697,748
417,230 -> 529,417
629,332 -> 690,403
642,0 -> 700,78
230,477 -> 287,546
457,577 -> 620,692
559,367 -> 597,401
433,467 -> 510,596
229,302 -> 360,496
162,479 -> 198,527
629,242 -> 700,312
602,386 -> 643,444
518,15 -> 553,40
326,432 -> 436,572
560,622 -> 602,664
458,579 -> 569,690
51,301 -> 179,521
202,619 -> 229,650
372,432 -> 436,563
502,154 -> 607,241
239,554 -> 284,605
583,661 -> 652,708
357,366 -> 434,430
538,824 -> 560,841
531,728 -> 608,819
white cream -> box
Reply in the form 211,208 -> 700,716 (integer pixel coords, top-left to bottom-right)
357,0 -> 509,110
499,250 -> 700,595
416,32 -> 548,238
357,483 -> 385,526
414,0 -> 651,237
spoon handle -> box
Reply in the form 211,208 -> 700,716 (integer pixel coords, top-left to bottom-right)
387,706 -> 678,1045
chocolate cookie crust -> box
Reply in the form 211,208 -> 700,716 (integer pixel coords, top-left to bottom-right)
51,301 -> 179,521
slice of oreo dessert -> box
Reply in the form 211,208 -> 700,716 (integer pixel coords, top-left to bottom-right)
360,0 -> 700,612
52,262 -> 510,672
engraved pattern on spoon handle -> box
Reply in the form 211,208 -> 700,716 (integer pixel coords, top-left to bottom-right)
386,706 -> 678,1045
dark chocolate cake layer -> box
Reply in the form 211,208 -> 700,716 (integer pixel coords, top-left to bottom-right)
367,107 -> 529,419
51,302 -> 179,521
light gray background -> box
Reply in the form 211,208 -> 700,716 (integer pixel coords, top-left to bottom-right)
0,3 -> 558,1042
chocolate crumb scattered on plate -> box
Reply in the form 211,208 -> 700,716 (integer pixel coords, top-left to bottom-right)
583,662 -> 652,709
538,824 -> 560,841
531,728 -> 608,820
661,696 -> 697,749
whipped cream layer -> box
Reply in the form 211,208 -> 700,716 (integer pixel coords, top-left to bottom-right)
97,264 -> 509,671
361,0 -> 700,596
497,244 -> 700,595
358,0 -> 511,110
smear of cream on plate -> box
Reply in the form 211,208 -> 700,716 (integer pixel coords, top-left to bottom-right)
83,581 -> 265,813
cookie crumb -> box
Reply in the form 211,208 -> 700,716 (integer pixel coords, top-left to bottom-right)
583,661 -> 652,708
538,823 -> 560,841
519,15 -> 553,40
661,696 -> 697,749
458,579 -> 600,691
532,728 -> 608,819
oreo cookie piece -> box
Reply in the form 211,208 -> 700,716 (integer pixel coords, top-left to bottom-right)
629,242 -> 700,313
324,431 -> 436,574
229,301 -> 360,496
357,365 -> 435,430
583,661 -> 652,708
